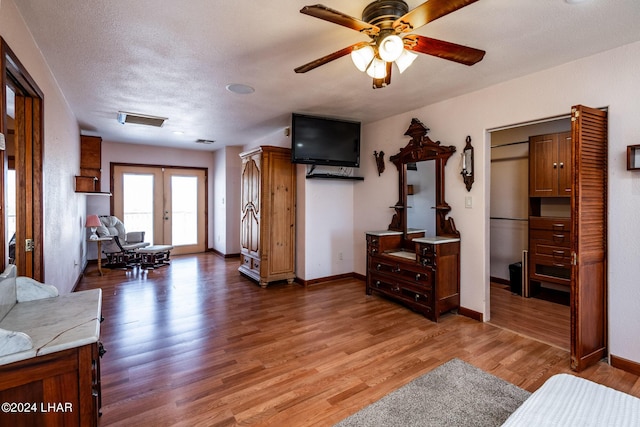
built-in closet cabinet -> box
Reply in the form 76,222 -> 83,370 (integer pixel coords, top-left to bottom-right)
527,106 -> 607,372
239,146 -> 296,288
529,131 -> 572,197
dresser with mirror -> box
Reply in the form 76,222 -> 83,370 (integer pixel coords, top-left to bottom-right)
366,119 -> 460,322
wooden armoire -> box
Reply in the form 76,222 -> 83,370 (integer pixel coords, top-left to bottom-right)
239,146 -> 296,288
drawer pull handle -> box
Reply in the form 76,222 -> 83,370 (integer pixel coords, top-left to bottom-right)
375,280 -> 381,287
553,162 -> 557,168
559,162 -> 564,168
553,263 -> 566,267
553,250 -> 566,255
376,264 -> 382,271
371,248 -> 378,255
552,224 -> 565,228
392,286 -> 400,292
553,234 -> 566,239
415,294 -> 420,301
415,273 -> 421,281
371,238 -> 378,245
393,266 -> 401,273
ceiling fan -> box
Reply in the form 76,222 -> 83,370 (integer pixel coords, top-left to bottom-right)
294,0 -> 486,88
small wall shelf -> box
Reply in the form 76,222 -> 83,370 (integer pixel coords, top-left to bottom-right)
627,145 -> 640,170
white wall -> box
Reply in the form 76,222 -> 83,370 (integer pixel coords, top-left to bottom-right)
353,40 -> 640,365
0,0 -> 83,294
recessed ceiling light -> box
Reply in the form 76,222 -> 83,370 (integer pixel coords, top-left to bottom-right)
226,83 -> 255,95
565,0 -> 591,4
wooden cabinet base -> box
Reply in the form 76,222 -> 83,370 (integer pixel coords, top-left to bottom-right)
0,343 -> 101,426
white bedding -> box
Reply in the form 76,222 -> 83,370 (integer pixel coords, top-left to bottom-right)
502,373 -> 640,426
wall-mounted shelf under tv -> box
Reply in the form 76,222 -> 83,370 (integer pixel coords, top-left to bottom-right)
306,173 -> 364,181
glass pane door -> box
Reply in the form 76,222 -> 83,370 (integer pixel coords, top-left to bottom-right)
170,175 -> 198,246
122,173 -> 155,244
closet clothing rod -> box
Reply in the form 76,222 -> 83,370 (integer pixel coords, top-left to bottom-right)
490,216 -> 529,222
490,140 -> 528,149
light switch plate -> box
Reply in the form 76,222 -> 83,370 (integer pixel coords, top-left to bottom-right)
465,196 -> 472,208
0,133 -> 5,150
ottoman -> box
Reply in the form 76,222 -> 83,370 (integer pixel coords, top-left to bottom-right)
138,245 -> 173,269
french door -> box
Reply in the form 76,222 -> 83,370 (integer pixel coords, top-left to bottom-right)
112,165 -> 206,255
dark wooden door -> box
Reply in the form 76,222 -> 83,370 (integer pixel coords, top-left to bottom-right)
557,131 -> 573,196
529,134 -> 556,197
570,105 -> 608,371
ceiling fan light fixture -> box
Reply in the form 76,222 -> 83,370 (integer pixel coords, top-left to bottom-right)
366,57 -> 388,79
378,34 -> 404,62
351,45 -> 375,72
395,49 -> 418,73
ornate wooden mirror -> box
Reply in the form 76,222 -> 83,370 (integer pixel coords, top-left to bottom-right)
388,118 -> 459,244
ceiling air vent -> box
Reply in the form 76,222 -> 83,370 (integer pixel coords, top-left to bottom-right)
117,111 -> 167,127
195,139 -> 215,145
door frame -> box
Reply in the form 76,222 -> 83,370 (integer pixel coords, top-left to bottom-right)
0,38 -> 44,280
110,162 -> 208,254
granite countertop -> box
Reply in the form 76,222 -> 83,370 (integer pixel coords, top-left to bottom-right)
365,230 -> 403,236
0,289 -> 102,366
413,236 -> 461,244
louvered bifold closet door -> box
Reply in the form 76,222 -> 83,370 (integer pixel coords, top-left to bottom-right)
570,105 -> 608,372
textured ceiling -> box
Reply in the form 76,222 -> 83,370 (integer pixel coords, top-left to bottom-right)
13,0 -> 640,151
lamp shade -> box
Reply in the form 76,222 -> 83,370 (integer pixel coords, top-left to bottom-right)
395,49 -> 418,73
351,45 -> 375,72
378,34 -> 404,62
366,57 -> 388,79
85,214 -> 101,228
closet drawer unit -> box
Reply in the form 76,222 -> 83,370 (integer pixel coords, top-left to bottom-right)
530,243 -> 572,261
529,229 -> 571,247
530,217 -> 571,233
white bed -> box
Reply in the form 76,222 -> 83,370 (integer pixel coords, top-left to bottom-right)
502,373 -> 640,426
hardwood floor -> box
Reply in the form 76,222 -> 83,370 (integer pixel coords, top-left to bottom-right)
489,282 -> 570,350
77,254 -> 640,426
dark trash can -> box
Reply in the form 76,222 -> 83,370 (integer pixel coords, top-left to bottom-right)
509,262 -> 522,295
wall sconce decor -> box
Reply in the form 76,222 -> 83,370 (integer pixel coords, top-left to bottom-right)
374,150 -> 385,176
627,145 -> 640,170
461,135 -> 474,191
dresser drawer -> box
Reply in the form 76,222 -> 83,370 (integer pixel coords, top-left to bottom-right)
369,273 -> 433,306
241,253 -> 260,273
369,257 -> 432,288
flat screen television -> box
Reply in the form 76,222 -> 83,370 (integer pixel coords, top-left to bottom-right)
291,113 -> 361,167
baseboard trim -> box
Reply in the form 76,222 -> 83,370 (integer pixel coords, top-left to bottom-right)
610,354 -> 640,376
490,276 -> 510,286
210,248 -> 240,258
458,306 -> 483,322
296,272 -> 365,287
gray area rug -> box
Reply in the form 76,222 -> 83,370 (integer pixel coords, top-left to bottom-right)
334,358 -> 530,427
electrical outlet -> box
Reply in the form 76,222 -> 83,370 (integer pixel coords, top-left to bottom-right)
465,196 -> 473,208
338,252 -> 343,261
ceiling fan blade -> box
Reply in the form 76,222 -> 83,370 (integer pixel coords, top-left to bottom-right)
295,42 -> 370,73
404,35 -> 485,66
393,0 -> 480,32
301,4 -> 380,35
372,62 -> 392,89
